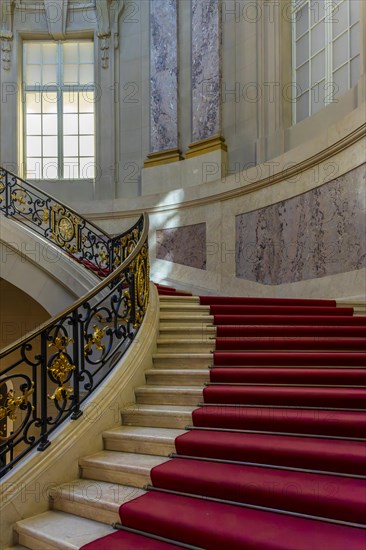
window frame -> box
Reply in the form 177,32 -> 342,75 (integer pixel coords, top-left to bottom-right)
292,0 -> 361,124
23,39 -> 95,181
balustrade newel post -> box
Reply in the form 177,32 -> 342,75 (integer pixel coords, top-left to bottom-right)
4,170 -> 10,216
71,309 -> 83,420
37,331 -> 51,451
109,237 -> 115,274
129,266 -> 137,327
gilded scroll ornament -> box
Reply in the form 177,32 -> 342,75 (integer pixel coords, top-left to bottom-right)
84,325 -> 107,356
11,190 -> 27,212
133,244 -> 149,328
0,383 -> 35,423
0,178 -> 4,203
42,208 -> 50,224
48,336 -> 75,401
98,248 -> 108,264
51,207 -> 80,252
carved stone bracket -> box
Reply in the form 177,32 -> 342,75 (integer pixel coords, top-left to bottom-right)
96,0 -> 124,68
111,0 -> 125,49
0,0 -> 15,71
98,32 -> 110,69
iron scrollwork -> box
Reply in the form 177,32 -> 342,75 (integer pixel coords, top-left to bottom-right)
0,166 -> 144,279
0,167 -> 150,476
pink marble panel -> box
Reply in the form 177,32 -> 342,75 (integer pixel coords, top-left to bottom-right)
236,165 -> 366,284
156,223 -> 206,270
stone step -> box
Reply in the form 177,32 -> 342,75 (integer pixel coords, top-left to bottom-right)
159,304 -> 210,314
159,326 -> 216,340
145,369 -> 209,386
103,426 -> 185,455
14,511 -> 114,550
157,339 -> 215,353
4,546 -> 29,550
79,451 -> 169,488
159,314 -> 214,324
159,295 -> 200,304
135,386 -> 203,406
152,360 -> 210,371
121,404 -> 195,429
51,479 -> 144,525
153,353 -> 213,369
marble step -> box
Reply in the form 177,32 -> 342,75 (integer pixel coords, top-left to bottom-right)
79,451 -> 169,488
121,404 -> 195,429
159,295 -> 199,304
153,353 -> 213,369
159,304 -> 210,314
103,426 -> 185,455
157,339 -> 215,353
135,386 -> 203,406
159,325 -> 216,340
159,313 -> 214,324
14,511 -> 114,550
52,479 -> 145,525
145,369 -> 209,386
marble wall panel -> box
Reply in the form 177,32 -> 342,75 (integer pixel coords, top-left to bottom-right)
191,0 -> 221,142
150,0 -> 178,152
236,165 -> 366,284
156,223 -> 207,270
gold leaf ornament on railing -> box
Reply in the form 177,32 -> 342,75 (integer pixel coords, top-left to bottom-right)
0,383 -> 35,425
42,207 -> 50,224
47,336 -> 75,401
0,176 -> 4,204
98,248 -> 108,264
50,206 -> 81,253
84,325 -> 107,357
11,190 -> 27,212
133,243 -> 150,328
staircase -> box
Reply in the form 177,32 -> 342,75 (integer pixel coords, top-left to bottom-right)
7,286 -> 366,549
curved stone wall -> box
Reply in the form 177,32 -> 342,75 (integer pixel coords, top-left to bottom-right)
80,109 -> 366,300
236,164 -> 366,285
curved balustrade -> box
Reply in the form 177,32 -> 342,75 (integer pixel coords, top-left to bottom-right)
0,170 -> 150,477
0,167 -> 142,276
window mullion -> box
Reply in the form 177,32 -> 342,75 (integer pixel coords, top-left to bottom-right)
307,1 -> 311,116
325,0 -> 332,105
57,41 -> 63,180
291,0 -> 297,124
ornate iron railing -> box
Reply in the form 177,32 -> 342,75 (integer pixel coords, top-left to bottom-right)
0,171 -> 150,477
0,167 -> 142,276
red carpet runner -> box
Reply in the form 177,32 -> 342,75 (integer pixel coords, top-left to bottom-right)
82,286 -> 366,549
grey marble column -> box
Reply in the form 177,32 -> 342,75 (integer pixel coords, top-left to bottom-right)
150,0 -> 178,152
191,0 -> 221,142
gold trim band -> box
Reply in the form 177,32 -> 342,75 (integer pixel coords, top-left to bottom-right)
144,148 -> 183,168
185,135 -> 227,159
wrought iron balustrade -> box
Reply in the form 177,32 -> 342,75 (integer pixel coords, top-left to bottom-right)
0,167 -> 143,276
0,170 -> 150,477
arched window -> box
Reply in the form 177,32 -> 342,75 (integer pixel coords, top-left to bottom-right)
292,0 -> 361,123
23,41 -> 95,180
